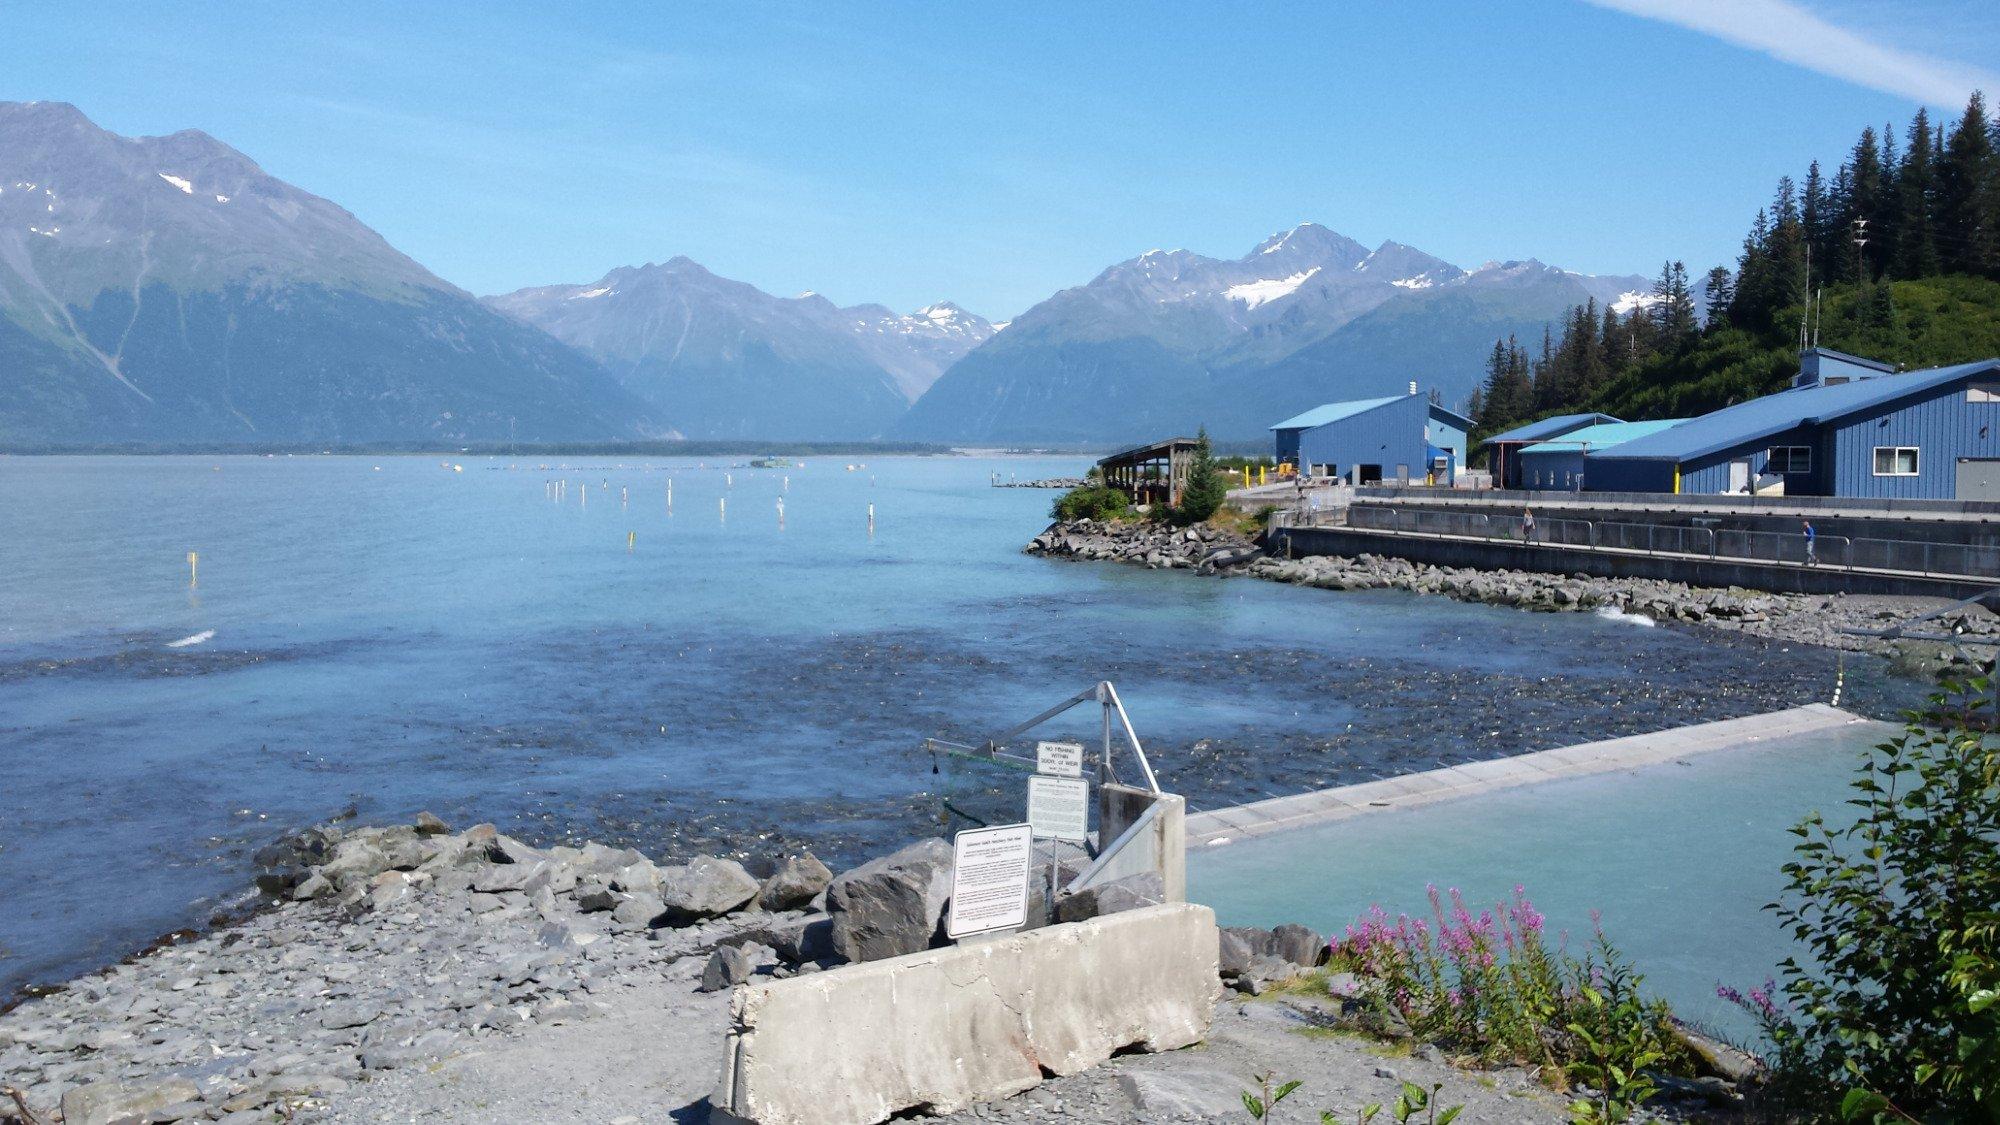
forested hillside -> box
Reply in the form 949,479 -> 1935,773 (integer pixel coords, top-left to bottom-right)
1471,92 -> 2000,440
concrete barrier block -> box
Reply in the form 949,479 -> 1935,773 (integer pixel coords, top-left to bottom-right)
712,902 -> 1218,1125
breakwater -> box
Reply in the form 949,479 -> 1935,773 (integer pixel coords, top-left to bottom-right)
1026,518 -> 1996,655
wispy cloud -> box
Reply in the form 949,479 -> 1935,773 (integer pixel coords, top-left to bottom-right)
1582,0 -> 1999,106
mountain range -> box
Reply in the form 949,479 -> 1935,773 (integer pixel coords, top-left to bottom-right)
486,262 -> 992,440
0,101 -> 1654,447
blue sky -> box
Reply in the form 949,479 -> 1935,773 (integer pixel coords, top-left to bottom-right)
6,1 -> 1998,318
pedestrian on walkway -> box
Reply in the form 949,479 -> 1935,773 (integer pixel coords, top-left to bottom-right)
1803,520 -> 1817,565
1521,507 -> 1536,542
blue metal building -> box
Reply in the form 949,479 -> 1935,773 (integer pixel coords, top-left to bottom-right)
1482,412 -> 1622,489
1516,419 -> 1688,490
1272,393 -> 1473,484
1585,351 -> 2000,499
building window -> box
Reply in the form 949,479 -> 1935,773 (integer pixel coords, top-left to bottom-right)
1768,446 -> 1812,474
1873,446 -> 1920,476
1968,382 -> 2000,403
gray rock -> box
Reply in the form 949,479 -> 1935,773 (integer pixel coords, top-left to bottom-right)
609,860 -> 661,895
699,944 -> 759,992
1116,1069 -> 1246,1118
320,1000 -> 381,1030
656,856 -> 760,923
1217,929 -> 1255,979
610,893 -> 665,930
757,852 -> 833,912
471,859 -> 549,894
825,838 -> 954,963
1271,922 -> 1326,967
1053,871 -> 1163,924
413,810 -> 450,835
60,1076 -> 202,1125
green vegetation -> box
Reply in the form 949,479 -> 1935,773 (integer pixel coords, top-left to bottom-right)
1469,91 -> 2000,441
1327,887 -> 1688,1120
1172,427 -> 1228,525
1050,484 -> 1131,522
1722,674 -> 2000,1122
1239,1072 -> 1459,1125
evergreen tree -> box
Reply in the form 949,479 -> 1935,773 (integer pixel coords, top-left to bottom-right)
1652,260 -> 1698,347
1174,428 -> 1226,525
1703,267 -> 1735,324
1939,92 -> 1999,279
1893,107 -> 1941,278
1802,161 -> 1836,283
1840,127 -> 1888,282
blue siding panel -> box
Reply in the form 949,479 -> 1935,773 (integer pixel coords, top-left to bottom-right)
1292,395 -> 1469,482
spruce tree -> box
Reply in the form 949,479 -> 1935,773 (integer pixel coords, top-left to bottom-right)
1841,127 -> 1888,282
1939,92 -> 1999,279
1703,267 -> 1735,324
1893,108 -> 1940,278
1175,428 -> 1226,525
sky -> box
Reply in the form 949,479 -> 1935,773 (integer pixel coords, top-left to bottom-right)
5,1 -> 1999,319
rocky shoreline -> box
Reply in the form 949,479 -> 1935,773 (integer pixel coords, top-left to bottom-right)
1026,518 -> 1998,658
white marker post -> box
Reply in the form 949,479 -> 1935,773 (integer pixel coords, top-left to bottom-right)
947,824 -> 1032,941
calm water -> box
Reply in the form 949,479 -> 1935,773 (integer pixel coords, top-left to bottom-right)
0,455 -> 1919,995
1189,722 -> 1892,1041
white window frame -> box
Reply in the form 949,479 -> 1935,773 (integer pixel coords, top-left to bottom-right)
1967,382 -> 2000,403
1872,446 -> 1920,476
1767,445 -> 1812,474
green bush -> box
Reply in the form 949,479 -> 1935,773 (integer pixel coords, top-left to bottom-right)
1051,485 -> 1130,522
1725,674 -> 2000,1121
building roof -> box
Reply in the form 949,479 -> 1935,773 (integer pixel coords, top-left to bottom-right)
1591,358 -> 2000,463
1519,419 -> 1688,455
1097,436 -> 1198,467
1485,412 -> 1622,444
1270,397 -> 1403,431
1271,396 -> 1476,432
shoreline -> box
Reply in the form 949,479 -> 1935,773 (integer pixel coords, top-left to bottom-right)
1026,517 -> 1996,660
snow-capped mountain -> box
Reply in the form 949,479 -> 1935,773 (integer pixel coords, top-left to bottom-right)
896,225 -> 1650,444
0,101 -> 648,444
486,261 -> 991,439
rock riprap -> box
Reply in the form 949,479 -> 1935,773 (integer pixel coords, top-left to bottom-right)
0,822 -> 849,1123
1027,518 -> 2000,655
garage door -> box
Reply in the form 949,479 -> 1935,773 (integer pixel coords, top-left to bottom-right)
1956,458 -> 2000,500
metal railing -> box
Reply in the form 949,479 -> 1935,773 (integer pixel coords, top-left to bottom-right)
1322,505 -> 2000,578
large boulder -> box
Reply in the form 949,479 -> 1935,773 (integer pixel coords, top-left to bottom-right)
61,1076 -> 202,1125
825,838 -> 954,963
1053,872 -> 1163,924
758,852 -> 834,912
657,856 -> 760,923
1271,922 -> 1327,968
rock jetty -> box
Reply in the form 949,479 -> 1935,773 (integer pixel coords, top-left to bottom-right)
1026,518 -> 2000,655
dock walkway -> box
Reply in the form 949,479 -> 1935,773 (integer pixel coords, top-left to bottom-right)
1185,704 -> 1879,848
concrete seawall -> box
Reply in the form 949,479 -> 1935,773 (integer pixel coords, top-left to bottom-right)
1270,524 -> 1991,598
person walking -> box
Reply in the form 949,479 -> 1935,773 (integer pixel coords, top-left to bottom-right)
1521,507 -> 1536,542
1802,520 -> 1817,565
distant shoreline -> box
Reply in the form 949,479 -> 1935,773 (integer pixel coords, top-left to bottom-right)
0,439 -> 959,457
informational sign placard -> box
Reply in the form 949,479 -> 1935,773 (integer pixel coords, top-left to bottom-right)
1035,740 -> 1084,778
1027,775 -> 1090,842
947,824 -> 1033,939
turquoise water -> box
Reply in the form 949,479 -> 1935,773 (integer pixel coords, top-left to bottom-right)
1188,723 -> 1891,1042
0,454 -> 1916,995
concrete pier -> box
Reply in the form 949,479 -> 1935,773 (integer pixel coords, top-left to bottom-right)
1186,704 -> 1882,848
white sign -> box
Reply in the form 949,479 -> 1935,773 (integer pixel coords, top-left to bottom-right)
1035,740 -> 1084,778
947,824 -> 1033,939
1027,776 -> 1090,842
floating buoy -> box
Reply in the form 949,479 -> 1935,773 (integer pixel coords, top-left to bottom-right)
187,550 -> 199,588
627,531 -> 636,552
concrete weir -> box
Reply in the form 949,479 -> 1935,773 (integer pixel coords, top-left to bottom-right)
711,903 -> 1220,1125
1187,704 -> 1879,847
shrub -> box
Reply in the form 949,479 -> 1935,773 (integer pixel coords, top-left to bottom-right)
1329,886 -> 1684,1117
1051,484 -> 1129,522
1723,674 -> 2000,1121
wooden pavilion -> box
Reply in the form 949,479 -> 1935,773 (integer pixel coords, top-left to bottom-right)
1097,437 -> 1198,508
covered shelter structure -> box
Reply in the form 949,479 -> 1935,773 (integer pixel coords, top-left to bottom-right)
1097,436 -> 1198,507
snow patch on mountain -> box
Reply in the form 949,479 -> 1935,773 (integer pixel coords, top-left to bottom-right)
157,173 -> 192,194
1226,268 -> 1320,309
1391,276 -> 1435,290
1610,290 -> 1662,315
569,287 -> 613,300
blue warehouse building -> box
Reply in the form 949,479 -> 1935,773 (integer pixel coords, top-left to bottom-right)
1585,349 -> 2000,499
1272,392 -> 1473,485
1516,418 -> 1688,491
1483,412 -> 1622,489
